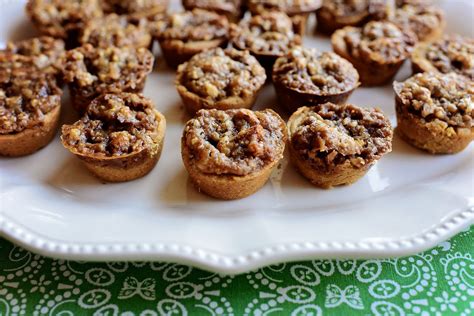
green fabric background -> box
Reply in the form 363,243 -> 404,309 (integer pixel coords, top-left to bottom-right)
0,226 -> 473,315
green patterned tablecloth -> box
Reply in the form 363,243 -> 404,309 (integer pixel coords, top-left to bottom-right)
0,226 -> 473,315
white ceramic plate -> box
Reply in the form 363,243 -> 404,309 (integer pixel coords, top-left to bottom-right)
1,0 -> 473,274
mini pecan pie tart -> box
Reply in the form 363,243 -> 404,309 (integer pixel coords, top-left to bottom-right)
3,36 -> 65,82
287,103 -> 393,188
230,11 -> 302,74
182,0 -> 243,22
394,72 -> 473,154
79,14 -> 152,49
61,93 -> 166,182
62,44 -> 154,113
181,109 -> 287,199
152,9 -> 229,68
102,0 -> 169,20
0,54 -> 62,157
390,4 -> 445,43
316,0 -> 389,35
332,21 -> 416,86
176,48 -> 266,115
26,0 -> 103,47
272,46 -> 360,112
247,0 -> 322,35
411,35 -> 474,80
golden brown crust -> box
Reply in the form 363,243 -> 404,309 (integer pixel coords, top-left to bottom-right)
394,73 -> 473,154
152,9 -> 229,68
181,108 -> 287,199
0,105 -> 60,157
61,93 -> 166,182
331,21 -> 416,86
272,47 -> 360,112
175,48 -> 266,115
287,104 -> 393,188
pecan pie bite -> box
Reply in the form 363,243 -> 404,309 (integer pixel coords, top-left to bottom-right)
61,93 -> 166,182
0,54 -> 62,157
62,44 -> 154,113
394,72 -> 473,154
247,0 -> 322,35
272,46 -> 360,113
79,14 -> 152,49
287,103 -> 393,188
229,11 -> 302,74
102,0 -> 169,20
390,4 -> 445,43
176,48 -> 266,115
316,0 -> 389,35
3,36 -> 65,82
152,9 -> 229,68
182,0 -> 243,22
411,35 -> 474,81
26,0 -> 103,47
332,21 -> 416,86
181,109 -> 287,199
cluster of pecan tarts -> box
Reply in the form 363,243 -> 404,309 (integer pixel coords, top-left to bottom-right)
0,0 -> 472,200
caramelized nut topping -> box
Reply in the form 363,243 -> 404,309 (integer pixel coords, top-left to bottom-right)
273,47 -> 359,94
62,44 -> 153,99
419,36 -> 474,80
391,4 -> 444,41
342,21 -> 415,64
62,93 -> 161,156
152,9 -> 228,42
183,109 -> 285,175
102,0 -> 168,18
182,0 -> 241,14
178,48 -> 266,101
395,72 -> 473,129
3,36 -> 65,76
230,11 -> 301,56
319,0 -> 387,19
291,103 -> 392,168
248,0 -> 321,14
26,0 -> 103,38
79,14 -> 152,49
0,54 -> 61,134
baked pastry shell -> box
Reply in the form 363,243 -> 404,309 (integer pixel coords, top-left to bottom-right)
394,87 -> 473,154
332,28 -> 408,86
61,110 -> 166,182
0,104 -> 61,157
180,110 -> 287,200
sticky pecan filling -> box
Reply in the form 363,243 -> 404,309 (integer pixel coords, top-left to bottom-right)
62,93 -> 160,156
0,54 -> 61,134
395,72 -> 473,129
273,47 -> 359,94
179,48 -> 266,101
183,109 -> 285,175
291,103 -> 392,168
